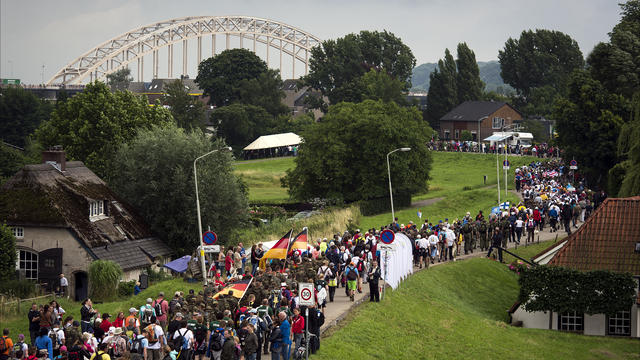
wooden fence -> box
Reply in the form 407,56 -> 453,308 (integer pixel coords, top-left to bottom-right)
0,293 -> 57,322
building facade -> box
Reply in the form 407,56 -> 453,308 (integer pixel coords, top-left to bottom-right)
439,101 -> 523,141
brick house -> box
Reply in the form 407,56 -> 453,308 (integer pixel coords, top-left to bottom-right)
0,148 -> 172,300
439,101 -> 523,141
510,196 -> 640,337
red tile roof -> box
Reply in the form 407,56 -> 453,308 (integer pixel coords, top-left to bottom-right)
547,196 -> 640,275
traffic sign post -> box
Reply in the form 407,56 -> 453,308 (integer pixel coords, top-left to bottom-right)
379,230 -> 395,301
502,159 -> 510,170
299,282 -> 315,360
203,231 -> 217,245
199,245 -> 220,253
570,159 -> 578,170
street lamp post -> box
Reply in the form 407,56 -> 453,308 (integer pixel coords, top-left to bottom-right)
498,124 -> 522,207
386,147 -> 411,223
193,146 -> 232,285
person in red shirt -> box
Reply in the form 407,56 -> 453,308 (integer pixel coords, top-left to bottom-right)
112,311 -> 125,329
291,308 -> 305,354
99,313 -> 112,333
225,250 -> 234,277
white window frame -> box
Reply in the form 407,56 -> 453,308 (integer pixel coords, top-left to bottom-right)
12,226 -> 24,239
607,310 -> 631,336
559,311 -> 583,332
89,200 -> 104,218
17,249 -> 38,280
492,117 -> 504,129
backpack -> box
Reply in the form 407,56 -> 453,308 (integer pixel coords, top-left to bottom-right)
130,337 -> 144,354
145,325 -> 158,344
50,330 -> 62,350
194,324 -> 207,344
13,341 -> 24,354
172,329 -> 188,350
209,331 -> 223,352
154,300 -> 165,317
347,267 -> 357,281
67,351 -> 81,360
168,299 -> 180,315
356,261 -> 364,273
141,309 -> 155,325
0,336 -> 7,353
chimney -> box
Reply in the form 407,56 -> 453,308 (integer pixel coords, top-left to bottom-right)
42,145 -> 66,171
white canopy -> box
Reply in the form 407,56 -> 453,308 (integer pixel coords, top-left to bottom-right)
243,132 -> 302,151
484,134 -> 511,142
379,232 -> 414,290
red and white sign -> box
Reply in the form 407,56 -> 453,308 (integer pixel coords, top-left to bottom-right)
299,282 -> 315,306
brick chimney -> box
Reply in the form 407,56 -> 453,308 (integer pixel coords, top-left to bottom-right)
42,145 -> 66,171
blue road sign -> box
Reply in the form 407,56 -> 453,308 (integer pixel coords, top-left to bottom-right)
380,229 -> 395,244
570,160 -> 577,166
203,231 -> 217,245
503,160 -> 510,167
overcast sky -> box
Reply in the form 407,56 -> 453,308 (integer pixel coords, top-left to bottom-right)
0,0 -> 622,84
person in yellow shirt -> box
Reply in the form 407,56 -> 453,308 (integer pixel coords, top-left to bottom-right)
319,238 -> 328,255
89,343 -> 111,360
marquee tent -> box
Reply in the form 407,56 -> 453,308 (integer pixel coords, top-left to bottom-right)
243,132 -> 301,151
163,255 -> 191,273
379,232 -> 414,290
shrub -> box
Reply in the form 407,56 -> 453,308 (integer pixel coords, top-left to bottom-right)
0,223 -> 17,282
89,260 -> 123,302
146,265 -> 171,283
118,280 -> 136,298
0,279 -> 36,298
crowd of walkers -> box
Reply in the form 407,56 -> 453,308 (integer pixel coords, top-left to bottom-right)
427,140 -> 559,158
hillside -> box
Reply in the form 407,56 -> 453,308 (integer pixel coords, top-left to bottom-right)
312,258 -> 638,359
411,60 -> 514,94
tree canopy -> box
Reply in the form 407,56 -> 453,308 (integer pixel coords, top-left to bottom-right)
282,100 -> 432,202
210,103 -> 274,153
499,29 -> 584,98
0,86 -> 53,148
163,79 -> 206,130
0,223 -> 17,282
109,124 -> 248,253
302,30 -> 416,110
106,68 -> 133,89
456,43 -> 484,103
426,49 -> 459,126
36,81 -> 172,178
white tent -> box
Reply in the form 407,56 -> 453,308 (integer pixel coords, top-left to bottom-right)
379,232 -> 414,290
243,132 -> 302,151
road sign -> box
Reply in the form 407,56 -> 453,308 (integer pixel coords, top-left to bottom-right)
203,231 -> 217,245
2,79 -> 20,85
503,159 -> 510,170
379,244 -> 395,251
299,282 -> 315,306
380,229 -> 395,244
200,245 -> 220,253
570,159 -> 578,170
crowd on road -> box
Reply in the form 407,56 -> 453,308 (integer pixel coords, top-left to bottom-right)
1,158 -> 604,360
428,139 -> 559,158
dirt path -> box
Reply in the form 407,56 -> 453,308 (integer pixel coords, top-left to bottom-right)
411,196 -> 445,207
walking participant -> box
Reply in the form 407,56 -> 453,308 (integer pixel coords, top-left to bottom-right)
487,227 -> 504,263
415,235 -> 429,269
344,262 -> 359,302
427,231 -> 439,264
367,261 -> 381,302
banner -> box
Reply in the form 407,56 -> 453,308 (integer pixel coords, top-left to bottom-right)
289,227 -> 308,254
259,229 -> 292,269
213,278 -> 252,299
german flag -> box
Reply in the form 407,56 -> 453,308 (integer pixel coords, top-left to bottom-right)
289,227 -> 308,254
213,278 -> 252,299
259,229 -> 292,270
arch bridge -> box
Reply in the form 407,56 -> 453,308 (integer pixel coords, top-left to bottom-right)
46,16 -> 322,86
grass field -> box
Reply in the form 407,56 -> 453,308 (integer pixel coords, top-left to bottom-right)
312,257 -> 639,359
233,157 -> 294,203
1,279 -> 203,340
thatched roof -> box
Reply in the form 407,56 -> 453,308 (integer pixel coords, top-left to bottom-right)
0,161 -> 172,270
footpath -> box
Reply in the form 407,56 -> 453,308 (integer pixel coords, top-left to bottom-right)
319,194 -> 584,335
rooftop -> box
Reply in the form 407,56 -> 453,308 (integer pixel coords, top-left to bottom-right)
440,100 -> 519,122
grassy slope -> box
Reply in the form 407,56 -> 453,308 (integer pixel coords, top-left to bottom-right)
233,157 -> 295,203
312,258 -> 639,360
2,279 -> 203,339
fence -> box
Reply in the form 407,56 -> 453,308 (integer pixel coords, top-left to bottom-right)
0,293 -> 57,322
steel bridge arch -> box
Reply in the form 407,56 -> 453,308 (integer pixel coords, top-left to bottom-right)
46,16 -> 322,86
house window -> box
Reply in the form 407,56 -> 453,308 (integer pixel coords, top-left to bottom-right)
559,311 -> 583,332
17,249 -> 38,280
89,200 -> 104,217
444,130 -> 450,140
492,117 -> 504,129
454,129 -> 459,139
44,258 -> 55,268
607,310 -> 631,336
12,227 -> 24,239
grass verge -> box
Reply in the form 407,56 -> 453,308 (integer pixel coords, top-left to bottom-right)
312,258 -> 638,359
233,157 -> 294,203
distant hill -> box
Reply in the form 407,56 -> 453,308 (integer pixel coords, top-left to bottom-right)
411,60 -> 514,94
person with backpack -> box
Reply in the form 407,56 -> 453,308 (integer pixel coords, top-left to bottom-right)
191,316 -> 208,360
526,216 -> 535,243
130,329 -> 149,360
241,321 -> 258,360
219,330 -> 236,360
325,263 -> 337,303
168,293 -> 183,318
144,318 -> 165,360
171,321 -> 192,360
48,324 -> 65,358
344,262 -> 359,301
89,342 -> 110,360
1,328 -> 14,360
13,334 -> 27,360
106,329 -> 127,360
152,293 -> 169,330
268,320 -> 282,360
290,309 -> 304,357
205,327 -> 224,360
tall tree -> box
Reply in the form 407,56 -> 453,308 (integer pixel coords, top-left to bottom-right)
109,124 -> 248,253
499,29 -> 584,98
106,68 -> 133,89
196,49 -> 269,107
588,1 -> 640,99
282,100 -> 432,202
303,30 -> 416,110
456,43 -> 484,103
163,79 -> 206,130
553,70 -> 628,187
0,223 -> 17,282
426,49 -> 458,127
610,93 -> 640,196
0,86 -> 53,148
36,82 -> 172,177
235,69 -> 289,117
210,104 -> 275,152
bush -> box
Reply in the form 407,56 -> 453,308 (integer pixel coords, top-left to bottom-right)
146,265 -> 171,283
118,280 -> 136,298
0,279 -> 36,298
89,260 -> 123,302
